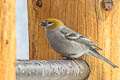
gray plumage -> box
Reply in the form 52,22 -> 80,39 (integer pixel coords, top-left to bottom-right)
45,26 -> 118,68
40,19 -> 118,68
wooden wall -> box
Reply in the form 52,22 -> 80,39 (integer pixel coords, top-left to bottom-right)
0,0 -> 16,80
28,0 -> 120,80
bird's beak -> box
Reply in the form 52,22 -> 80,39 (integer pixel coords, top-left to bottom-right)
39,21 -> 47,26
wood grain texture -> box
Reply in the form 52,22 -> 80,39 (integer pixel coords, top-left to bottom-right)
0,0 -> 16,80
28,0 -> 120,80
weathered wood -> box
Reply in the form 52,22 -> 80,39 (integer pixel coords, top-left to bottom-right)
28,0 -> 120,80
0,0 -> 16,80
16,60 -> 90,80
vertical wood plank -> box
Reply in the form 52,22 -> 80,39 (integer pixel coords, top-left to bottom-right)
85,0 -> 99,80
28,0 -> 120,79
0,0 -> 16,80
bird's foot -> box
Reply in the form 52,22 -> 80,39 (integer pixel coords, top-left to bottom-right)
64,57 -> 73,60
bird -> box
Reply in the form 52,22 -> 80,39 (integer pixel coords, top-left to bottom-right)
40,18 -> 118,68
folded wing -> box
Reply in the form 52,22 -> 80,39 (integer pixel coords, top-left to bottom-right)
60,26 -> 102,50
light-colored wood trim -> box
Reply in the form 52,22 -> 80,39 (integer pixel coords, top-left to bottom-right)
0,0 -> 16,80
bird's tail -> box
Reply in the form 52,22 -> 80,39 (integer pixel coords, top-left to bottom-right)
88,47 -> 118,68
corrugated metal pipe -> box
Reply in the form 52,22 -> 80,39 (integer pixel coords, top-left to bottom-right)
16,60 -> 90,80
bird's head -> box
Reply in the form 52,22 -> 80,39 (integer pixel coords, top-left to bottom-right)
40,18 -> 64,30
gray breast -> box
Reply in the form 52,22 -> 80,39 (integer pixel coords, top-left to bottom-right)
45,28 -> 86,56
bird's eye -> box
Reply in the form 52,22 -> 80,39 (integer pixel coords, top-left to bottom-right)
48,21 -> 53,24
